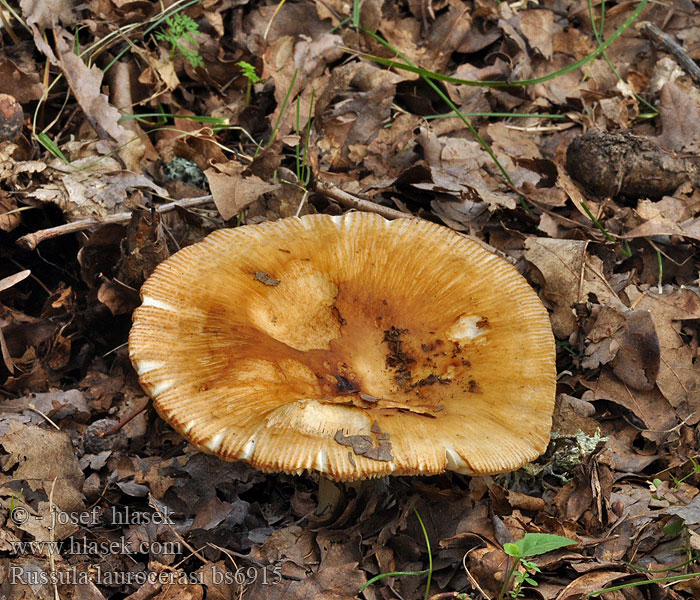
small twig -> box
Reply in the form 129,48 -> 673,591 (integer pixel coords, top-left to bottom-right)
642,23 -> 700,86
295,188 -> 309,217
106,400 -> 150,435
313,179 -> 410,220
314,179 -> 509,259
16,194 -> 214,250
27,403 -> 61,430
463,549 -> 492,600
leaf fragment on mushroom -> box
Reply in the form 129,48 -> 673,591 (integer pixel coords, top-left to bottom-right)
334,430 -> 394,462
254,270 -> 281,286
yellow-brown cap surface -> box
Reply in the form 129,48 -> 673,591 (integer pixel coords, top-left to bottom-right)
129,213 -> 556,481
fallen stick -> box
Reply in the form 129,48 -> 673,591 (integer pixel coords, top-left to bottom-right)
16,195 -> 214,250
313,179 -> 508,259
642,23 -> 700,86
313,179 -> 410,220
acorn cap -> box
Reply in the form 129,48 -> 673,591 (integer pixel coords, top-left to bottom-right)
129,213 -> 556,481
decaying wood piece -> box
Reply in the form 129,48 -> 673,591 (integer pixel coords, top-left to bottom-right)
565,131 -> 700,199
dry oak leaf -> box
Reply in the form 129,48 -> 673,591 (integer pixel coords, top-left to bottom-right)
625,285 -> 700,423
524,238 -> 623,339
0,422 -> 84,511
20,0 -> 75,29
517,9 -> 554,60
624,196 -> 700,242
656,81 -> 700,153
204,162 -> 278,220
584,369 -> 676,444
557,570 -> 636,600
29,157 -> 166,221
137,46 -> 181,95
0,194 -> 21,232
0,141 -> 46,184
0,58 -> 44,103
582,307 -> 660,391
247,563 -> 366,600
151,582 -> 203,600
55,30 -> 144,172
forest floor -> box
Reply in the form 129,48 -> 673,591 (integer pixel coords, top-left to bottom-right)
1,0 -> 700,599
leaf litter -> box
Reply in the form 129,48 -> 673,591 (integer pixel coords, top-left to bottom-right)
1,0 -> 700,598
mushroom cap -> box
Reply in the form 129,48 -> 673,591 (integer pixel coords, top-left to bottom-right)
129,213 -> 556,481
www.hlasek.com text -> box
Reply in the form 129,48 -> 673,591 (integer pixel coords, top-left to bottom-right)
10,537 -> 181,556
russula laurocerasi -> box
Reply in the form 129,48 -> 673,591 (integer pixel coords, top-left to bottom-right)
129,213 -> 556,498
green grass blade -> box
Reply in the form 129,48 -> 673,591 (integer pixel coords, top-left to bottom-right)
425,111 -> 568,120
358,569 -> 430,593
352,0 -> 361,28
119,113 -> 229,127
359,0 -> 648,88
579,199 -> 632,257
37,133 -> 70,164
262,67 -> 299,153
587,572 -> 700,596
412,505 -> 433,600
588,0 -> 657,116
363,28 -> 531,213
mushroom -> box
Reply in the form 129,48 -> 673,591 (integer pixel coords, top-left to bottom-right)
129,213 -> 556,510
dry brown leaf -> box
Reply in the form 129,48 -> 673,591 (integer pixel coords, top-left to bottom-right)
582,307 -> 660,391
0,390 -> 89,431
0,193 -> 22,232
20,0 -> 75,29
247,563 -> 365,600
625,285 -> 700,423
498,18 -> 532,81
518,9 -> 554,60
586,369 -> 676,442
137,46 -> 181,95
0,57 -> 44,103
624,196 -> 700,241
656,81 -> 700,153
55,30 -> 144,172
97,280 -> 140,316
523,238 -> 623,338
488,122 -> 542,160
363,113 -> 421,178
0,141 -> 46,185
376,3 -> 475,74
537,212 -> 562,237
557,570 -> 634,599
0,270 -> 30,293
244,2 -> 331,43
29,157 -> 166,220
151,582 -> 203,600
1,422 -> 84,511
204,162 -> 278,220
294,33 -> 344,80
532,53 -> 583,103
